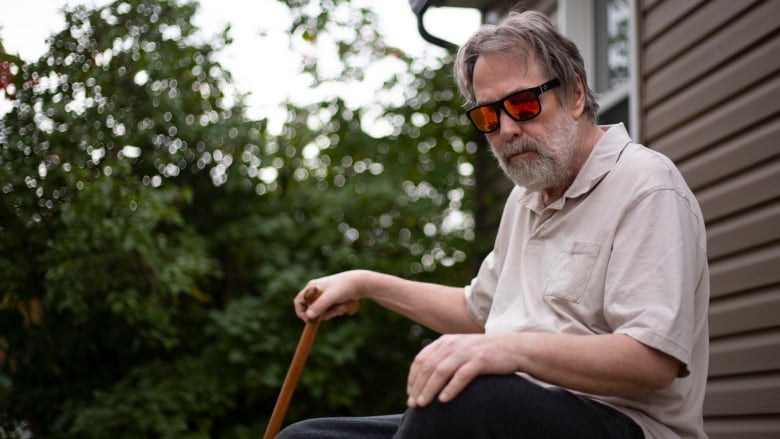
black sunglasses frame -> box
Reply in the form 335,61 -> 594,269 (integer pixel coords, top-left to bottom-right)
466,78 -> 561,133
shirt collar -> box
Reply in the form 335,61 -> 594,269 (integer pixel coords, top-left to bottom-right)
564,123 -> 631,199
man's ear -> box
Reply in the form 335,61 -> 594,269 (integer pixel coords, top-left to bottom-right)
569,75 -> 587,120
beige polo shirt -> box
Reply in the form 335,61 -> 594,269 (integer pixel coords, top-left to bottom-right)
465,124 -> 710,439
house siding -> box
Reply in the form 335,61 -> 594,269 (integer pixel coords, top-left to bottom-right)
640,0 -> 780,437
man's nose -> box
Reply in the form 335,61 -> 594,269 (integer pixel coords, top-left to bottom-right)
497,108 -> 524,138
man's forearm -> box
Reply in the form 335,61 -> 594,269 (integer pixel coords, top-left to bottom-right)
512,332 -> 680,396
358,270 -> 483,334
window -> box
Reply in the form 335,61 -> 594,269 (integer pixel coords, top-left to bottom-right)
594,0 -> 630,92
557,0 -> 638,138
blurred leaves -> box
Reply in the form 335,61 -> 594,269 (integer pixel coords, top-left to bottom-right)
0,0 -> 485,437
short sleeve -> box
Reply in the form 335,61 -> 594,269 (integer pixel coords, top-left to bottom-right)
465,250 -> 498,328
604,187 -> 707,375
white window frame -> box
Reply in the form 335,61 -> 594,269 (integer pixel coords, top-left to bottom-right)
557,0 -> 640,140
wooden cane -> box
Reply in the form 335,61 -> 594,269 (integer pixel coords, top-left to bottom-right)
263,286 -> 359,439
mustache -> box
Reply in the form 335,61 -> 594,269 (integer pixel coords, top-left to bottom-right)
501,138 -> 542,160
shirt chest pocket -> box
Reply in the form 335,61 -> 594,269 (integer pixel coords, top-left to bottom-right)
542,241 -> 601,303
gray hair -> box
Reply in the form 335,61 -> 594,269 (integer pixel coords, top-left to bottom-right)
454,10 -> 599,122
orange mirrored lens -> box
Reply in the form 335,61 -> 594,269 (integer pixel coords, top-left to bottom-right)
504,91 -> 540,121
468,106 -> 499,133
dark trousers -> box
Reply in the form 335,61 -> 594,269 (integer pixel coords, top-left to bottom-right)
276,374 -> 644,439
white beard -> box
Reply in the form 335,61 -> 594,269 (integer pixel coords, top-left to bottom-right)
491,111 -> 579,193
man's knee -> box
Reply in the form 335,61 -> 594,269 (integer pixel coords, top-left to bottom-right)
278,414 -> 403,439
276,418 -> 320,439
396,375 -> 525,439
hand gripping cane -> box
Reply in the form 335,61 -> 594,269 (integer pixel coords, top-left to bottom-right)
263,286 -> 359,439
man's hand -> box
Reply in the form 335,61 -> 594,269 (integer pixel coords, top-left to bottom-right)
406,333 -> 520,407
294,271 -> 365,323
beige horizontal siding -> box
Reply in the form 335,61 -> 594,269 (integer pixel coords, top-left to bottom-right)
704,372 -> 780,416
705,202 -> 780,260
705,416 -> 780,439
708,245 -> 780,299
677,120 -> 780,192
639,0 -> 780,437
643,0 -> 779,110
695,158 -> 780,223
651,73 -> 780,162
709,329 -> 780,376
646,35 -> 780,143
709,286 -> 780,337
643,0 -> 758,76
642,0 -> 701,43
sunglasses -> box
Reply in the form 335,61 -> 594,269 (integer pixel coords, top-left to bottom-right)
466,78 -> 561,133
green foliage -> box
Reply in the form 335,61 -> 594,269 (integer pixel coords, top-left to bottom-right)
0,0 -> 485,436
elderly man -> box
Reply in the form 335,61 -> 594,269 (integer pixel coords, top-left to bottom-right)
278,10 -> 709,439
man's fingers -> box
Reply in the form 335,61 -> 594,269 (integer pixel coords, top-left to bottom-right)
301,284 -> 337,321
406,341 -> 437,399
406,335 -> 490,407
303,285 -> 322,304
415,362 -> 456,406
437,362 -> 479,403
409,357 -> 478,407
293,284 -> 324,321
293,293 -> 311,320
407,337 -> 460,407
294,283 -> 360,322
322,303 -> 350,320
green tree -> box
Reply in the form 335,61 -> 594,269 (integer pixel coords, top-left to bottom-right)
0,0 -> 488,437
